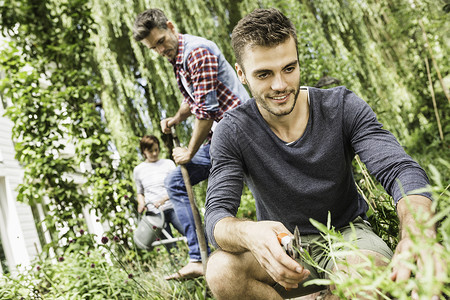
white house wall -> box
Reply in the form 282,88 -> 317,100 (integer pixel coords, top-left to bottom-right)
0,106 -> 41,274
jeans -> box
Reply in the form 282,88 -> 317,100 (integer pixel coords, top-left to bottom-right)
165,144 -> 211,261
162,208 -> 185,254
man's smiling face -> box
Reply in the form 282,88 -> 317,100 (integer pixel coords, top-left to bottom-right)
236,36 -> 301,118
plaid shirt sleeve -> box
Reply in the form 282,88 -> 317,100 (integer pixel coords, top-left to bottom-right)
186,48 -> 220,120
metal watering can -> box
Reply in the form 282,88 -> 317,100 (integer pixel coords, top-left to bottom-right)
133,210 -> 165,251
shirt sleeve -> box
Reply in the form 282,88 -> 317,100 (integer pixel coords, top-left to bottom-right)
186,48 -> 220,120
133,166 -> 144,195
205,118 -> 245,248
342,90 -> 431,204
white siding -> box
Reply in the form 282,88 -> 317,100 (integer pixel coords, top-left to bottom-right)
0,106 -> 41,273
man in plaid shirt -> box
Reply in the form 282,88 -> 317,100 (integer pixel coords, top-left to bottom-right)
133,8 -> 249,280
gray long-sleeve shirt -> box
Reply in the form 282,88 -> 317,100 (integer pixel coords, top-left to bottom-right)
205,86 -> 431,248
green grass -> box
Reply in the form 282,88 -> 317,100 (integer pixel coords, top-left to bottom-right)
1,159 -> 449,299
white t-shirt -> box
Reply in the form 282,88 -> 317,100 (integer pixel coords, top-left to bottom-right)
133,159 -> 176,213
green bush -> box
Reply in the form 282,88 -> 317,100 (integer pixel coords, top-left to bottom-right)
0,245 -> 140,299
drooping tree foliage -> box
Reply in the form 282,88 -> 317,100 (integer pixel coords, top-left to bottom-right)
0,0 -> 448,257
0,0 -> 139,252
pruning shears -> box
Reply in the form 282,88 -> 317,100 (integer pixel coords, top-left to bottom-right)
277,226 -> 310,260
276,227 -> 312,292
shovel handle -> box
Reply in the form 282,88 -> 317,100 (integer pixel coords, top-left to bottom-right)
169,126 -> 208,275
170,127 -> 180,147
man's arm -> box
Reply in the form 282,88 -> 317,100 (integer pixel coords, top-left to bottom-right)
172,118 -> 214,164
214,217 -> 287,252
341,94 -> 444,280
391,195 -> 445,283
170,47 -> 225,164
214,217 -> 310,289
397,195 -> 435,241
343,94 -> 445,289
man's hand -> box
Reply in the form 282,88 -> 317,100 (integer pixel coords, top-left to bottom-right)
161,103 -> 192,134
245,221 -> 310,290
390,195 -> 446,299
172,146 -> 192,165
390,237 -> 446,300
215,218 -> 310,290
390,237 -> 446,282
160,117 -> 176,134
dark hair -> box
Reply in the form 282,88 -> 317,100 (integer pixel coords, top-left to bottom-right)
231,8 -> 298,68
133,8 -> 168,41
140,135 -> 160,158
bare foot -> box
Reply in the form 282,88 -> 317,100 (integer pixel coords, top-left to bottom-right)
164,261 -> 203,280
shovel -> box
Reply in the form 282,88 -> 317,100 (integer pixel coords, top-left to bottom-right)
170,127 -> 208,276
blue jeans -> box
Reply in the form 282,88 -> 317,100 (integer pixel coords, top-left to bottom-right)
162,208 -> 185,253
163,208 -> 184,236
165,144 -> 211,261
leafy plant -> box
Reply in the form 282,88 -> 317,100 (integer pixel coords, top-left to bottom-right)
301,205 -> 449,299
0,228 -> 210,299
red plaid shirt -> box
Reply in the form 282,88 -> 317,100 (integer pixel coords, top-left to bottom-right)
171,34 -> 242,121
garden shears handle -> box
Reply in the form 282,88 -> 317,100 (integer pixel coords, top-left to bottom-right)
277,226 -> 310,260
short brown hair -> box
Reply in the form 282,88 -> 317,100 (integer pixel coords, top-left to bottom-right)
133,8 -> 168,41
231,8 -> 298,68
140,135 -> 160,158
